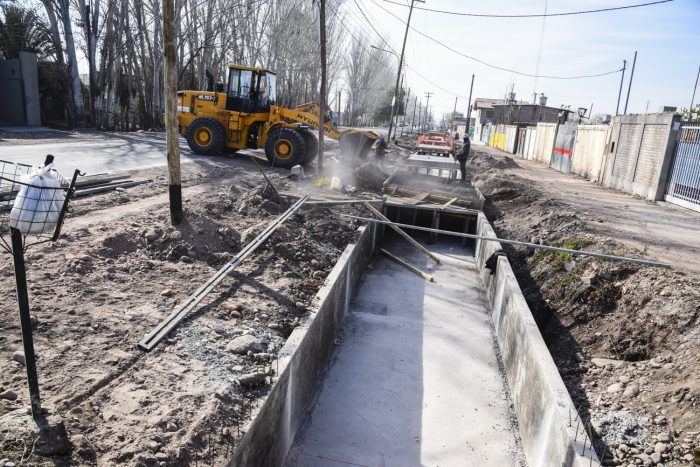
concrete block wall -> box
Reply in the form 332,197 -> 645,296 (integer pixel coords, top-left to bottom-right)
228,225 -> 375,467
601,113 -> 680,200
474,214 -> 600,467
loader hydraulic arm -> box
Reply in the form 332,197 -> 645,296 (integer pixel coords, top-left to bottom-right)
273,103 -> 346,140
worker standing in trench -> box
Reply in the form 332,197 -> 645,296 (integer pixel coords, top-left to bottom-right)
455,135 -> 470,181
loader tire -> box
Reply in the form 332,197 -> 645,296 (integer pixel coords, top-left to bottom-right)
187,117 -> 225,156
299,129 -> 318,164
265,129 -> 306,169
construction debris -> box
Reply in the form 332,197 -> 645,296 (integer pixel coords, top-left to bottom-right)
138,195 -> 310,351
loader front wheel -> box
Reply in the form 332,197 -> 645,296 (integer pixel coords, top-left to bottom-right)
187,117 -> 225,156
265,129 -> 306,169
299,129 -> 319,164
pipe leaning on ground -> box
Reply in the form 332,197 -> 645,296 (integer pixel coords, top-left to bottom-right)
341,215 -> 672,269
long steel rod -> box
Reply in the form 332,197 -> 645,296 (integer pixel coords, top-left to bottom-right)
340,215 -> 671,268
139,195 -> 310,350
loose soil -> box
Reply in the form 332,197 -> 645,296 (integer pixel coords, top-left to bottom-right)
466,147 -> 700,466
0,153 -> 373,466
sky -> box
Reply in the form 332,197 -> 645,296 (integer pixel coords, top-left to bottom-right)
338,0 -> 700,118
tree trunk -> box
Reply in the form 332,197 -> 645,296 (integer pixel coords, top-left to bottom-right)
58,0 -> 85,125
152,0 -> 163,128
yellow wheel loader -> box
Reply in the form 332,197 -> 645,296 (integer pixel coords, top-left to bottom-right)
176,64 -> 379,169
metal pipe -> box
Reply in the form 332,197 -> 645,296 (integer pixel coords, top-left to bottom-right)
340,215 -> 671,268
139,195 -> 311,350
11,228 -> 42,417
623,51 -> 637,115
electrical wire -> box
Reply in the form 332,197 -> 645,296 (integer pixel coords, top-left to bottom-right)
347,0 -> 468,98
379,0 -> 674,18
369,0 -> 624,80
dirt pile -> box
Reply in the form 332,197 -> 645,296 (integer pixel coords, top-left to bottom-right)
0,162 -> 365,466
471,151 -> 700,466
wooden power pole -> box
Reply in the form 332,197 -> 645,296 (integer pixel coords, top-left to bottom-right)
162,0 -> 182,224
318,0 -> 327,172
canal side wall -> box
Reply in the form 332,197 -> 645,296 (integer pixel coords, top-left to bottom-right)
475,213 -> 600,467
228,224 -> 375,467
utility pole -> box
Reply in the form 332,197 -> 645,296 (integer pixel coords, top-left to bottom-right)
387,0 -> 422,143
337,90 -> 341,126
465,74 -> 474,138
689,65 -> 700,121
424,92 -> 433,131
451,96 -> 458,133
615,59 -> 627,116
623,51 -> 637,115
162,0 -> 182,224
400,87 -> 411,137
318,0 -> 327,171
409,95 -> 418,135
393,73 -> 404,142
417,101 -> 422,133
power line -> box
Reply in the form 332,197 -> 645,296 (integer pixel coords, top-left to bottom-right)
379,0 -> 674,18
348,0 -> 468,98
369,0 -> 624,80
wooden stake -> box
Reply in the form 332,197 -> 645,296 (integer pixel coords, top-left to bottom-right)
380,248 -> 433,282
364,202 -> 440,264
163,0 -> 182,224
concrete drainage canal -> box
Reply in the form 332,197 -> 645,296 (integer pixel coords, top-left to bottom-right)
225,196 -> 600,467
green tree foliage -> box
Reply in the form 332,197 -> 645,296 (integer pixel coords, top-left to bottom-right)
0,4 -> 54,60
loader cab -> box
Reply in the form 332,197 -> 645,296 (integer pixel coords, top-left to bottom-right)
226,65 -> 277,114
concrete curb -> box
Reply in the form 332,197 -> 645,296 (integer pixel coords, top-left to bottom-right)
228,224 -> 375,466
475,213 -> 601,467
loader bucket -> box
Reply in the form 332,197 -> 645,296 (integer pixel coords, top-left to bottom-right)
339,131 -> 379,162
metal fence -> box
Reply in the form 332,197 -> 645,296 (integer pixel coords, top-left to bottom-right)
665,122 -> 700,212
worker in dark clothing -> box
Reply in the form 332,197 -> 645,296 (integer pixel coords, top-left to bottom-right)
455,135 -> 470,181
375,136 -> 388,166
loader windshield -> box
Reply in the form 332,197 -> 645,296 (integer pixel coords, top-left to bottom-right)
226,67 -> 275,113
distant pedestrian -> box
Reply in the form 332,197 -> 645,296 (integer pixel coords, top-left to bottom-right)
455,135 -> 471,181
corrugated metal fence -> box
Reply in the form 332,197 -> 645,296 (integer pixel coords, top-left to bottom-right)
665,122 -> 700,212
550,122 -> 577,173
